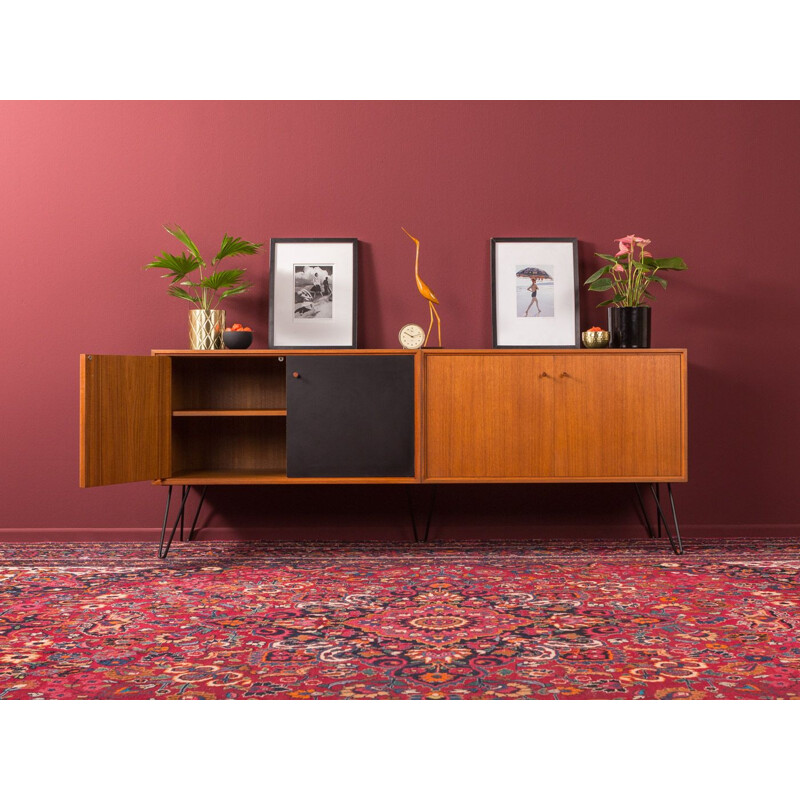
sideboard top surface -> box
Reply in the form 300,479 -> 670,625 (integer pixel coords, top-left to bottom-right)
150,348 -> 687,356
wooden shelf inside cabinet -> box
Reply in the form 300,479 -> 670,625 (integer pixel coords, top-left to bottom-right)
157,469 -> 418,485
172,409 -> 287,417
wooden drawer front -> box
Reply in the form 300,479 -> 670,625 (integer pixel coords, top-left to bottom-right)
553,353 -> 684,479
425,354 -> 555,479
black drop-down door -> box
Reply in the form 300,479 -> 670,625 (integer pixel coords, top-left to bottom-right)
286,355 -> 415,478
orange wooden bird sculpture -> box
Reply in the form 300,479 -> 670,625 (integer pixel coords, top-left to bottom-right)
401,227 -> 441,347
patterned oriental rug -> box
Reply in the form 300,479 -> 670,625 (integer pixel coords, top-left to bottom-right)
1,540 -> 798,700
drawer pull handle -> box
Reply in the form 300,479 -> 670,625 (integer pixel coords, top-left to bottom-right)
292,372 -> 300,378
539,372 -> 549,378
560,372 -> 570,378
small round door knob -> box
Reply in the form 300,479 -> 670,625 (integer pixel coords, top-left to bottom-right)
292,371 -> 300,378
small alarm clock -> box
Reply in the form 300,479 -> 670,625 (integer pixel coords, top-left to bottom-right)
398,323 -> 426,350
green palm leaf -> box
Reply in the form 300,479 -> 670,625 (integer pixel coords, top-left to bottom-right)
213,235 -> 263,264
165,225 -> 202,260
146,225 -> 260,308
167,286 -> 197,302
200,269 -> 247,290
220,283 -> 253,299
144,252 -> 201,282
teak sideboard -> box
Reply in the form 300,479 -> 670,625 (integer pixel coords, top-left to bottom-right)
80,348 -> 688,555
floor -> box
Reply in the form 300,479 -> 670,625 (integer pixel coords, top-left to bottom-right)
1,539 -> 798,699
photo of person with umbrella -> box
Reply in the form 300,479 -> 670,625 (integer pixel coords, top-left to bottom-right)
524,275 -> 541,316
516,266 -> 554,317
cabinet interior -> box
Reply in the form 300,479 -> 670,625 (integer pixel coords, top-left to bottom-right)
170,356 -> 288,478
171,416 -> 287,477
172,356 -> 287,411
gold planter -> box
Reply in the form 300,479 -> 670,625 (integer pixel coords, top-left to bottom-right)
189,309 -> 226,350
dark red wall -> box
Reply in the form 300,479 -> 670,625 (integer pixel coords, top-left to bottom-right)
2,101 -> 798,540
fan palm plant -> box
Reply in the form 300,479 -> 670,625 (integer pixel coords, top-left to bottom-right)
144,225 -> 263,311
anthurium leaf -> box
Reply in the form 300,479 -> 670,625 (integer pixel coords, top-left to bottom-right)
164,225 -> 202,260
650,275 -> 668,289
214,235 -> 263,263
597,293 -> 625,307
200,269 -> 247,290
588,278 -> 614,292
584,265 -> 611,284
167,286 -> 196,301
219,283 -> 253,299
595,253 -> 621,264
653,257 -> 687,271
643,291 -> 656,299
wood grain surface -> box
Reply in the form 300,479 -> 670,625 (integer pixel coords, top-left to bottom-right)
424,354 -> 556,478
423,350 -> 686,482
82,349 -> 686,487
171,356 -> 287,411
80,355 -> 170,487
552,352 -> 684,479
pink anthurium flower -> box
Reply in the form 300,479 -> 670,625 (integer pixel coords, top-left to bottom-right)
591,234 -> 687,308
615,234 -> 649,245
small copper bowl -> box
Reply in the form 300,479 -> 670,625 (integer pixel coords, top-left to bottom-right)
582,330 -> 610,348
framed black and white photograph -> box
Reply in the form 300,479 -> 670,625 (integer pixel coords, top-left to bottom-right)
491,238 -> 579,348
269,238 -> 358,348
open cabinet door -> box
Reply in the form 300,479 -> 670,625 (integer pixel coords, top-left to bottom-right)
80,355 -> 171,487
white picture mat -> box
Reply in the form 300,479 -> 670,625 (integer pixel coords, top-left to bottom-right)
272,241 -> 355,346
494,241 -> 577,346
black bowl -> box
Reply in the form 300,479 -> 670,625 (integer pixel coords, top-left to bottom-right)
223,330 -> 253,350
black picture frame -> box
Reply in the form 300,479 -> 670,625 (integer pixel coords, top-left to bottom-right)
491,237 -> 580,348
269,238 -> 358,349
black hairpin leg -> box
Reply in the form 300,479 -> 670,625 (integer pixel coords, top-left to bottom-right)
187,486 -> 207,542
406,485 -> 438,543
159,485 -> 189,559
635,483 -> 684,555
158,485 -> 208,559
634,483 -> 657,539
159,485 -> 174,555
179,486 -> 187,541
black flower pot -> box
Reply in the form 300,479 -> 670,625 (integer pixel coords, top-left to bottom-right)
608,306 -> 651,348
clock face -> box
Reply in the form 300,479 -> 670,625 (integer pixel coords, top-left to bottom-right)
399,323 -> 426,350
